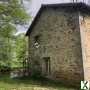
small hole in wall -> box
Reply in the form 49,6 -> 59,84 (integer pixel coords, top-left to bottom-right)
71,38 -> 75,42
56,45 -> 58,48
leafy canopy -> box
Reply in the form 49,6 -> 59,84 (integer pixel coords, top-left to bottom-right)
0,0 -> 30,68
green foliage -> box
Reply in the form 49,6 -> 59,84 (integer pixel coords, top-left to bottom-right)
11,34 -> 27,68
0,0 -> 29,25
0,0 -> 30,69
15,34 -> 27,66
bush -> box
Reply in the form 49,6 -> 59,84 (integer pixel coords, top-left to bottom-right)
0,66 -> 11,74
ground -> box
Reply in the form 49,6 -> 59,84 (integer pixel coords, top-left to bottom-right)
0,74 -> 80,90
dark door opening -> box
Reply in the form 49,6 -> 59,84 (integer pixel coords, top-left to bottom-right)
43,57 -> 51,75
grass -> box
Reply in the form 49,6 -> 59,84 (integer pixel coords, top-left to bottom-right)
0,74 -> 80,90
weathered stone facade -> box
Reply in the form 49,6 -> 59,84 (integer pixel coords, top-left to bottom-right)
28,6 -> 84,86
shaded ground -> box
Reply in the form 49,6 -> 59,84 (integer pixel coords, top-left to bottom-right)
0,74 -> 80,90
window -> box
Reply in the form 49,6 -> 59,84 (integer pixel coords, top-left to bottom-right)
34,34 -> 41,48
34,35 -> 40,43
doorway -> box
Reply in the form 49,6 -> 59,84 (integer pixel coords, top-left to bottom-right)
42,57 -> 51,75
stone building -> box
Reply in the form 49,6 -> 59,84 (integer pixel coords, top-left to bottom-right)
26,2 -> 90,86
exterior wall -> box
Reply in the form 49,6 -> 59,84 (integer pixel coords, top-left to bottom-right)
28,8 -> 84,86
79,14 -> 90,84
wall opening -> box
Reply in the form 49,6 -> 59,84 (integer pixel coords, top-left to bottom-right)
43,57 -> 51,75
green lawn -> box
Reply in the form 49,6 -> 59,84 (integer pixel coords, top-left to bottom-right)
0,74 -> 79,90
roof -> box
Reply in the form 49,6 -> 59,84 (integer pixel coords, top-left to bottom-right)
26,2 -> 90,36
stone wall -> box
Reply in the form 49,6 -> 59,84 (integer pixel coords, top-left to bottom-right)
79,14 -> 90,84
28,8 -> 84,86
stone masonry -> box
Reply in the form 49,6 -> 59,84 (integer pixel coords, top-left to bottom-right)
28,7 -> 84,86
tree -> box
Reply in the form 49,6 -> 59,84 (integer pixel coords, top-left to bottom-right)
0,0 -> 30,69
12,34 -> 28,68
